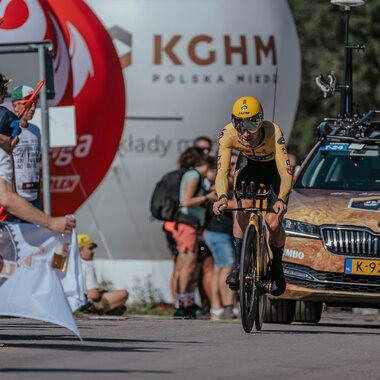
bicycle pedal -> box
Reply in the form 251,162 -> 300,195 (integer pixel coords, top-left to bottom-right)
257,281 -> 270,294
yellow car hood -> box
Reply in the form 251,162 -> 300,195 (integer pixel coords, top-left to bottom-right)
286,189 -> 380,231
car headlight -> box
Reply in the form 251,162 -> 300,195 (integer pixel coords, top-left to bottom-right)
283,218 -> 321,238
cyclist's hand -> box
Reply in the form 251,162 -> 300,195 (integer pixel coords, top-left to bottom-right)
213,197 -> 228,215
273,200 -> 287,217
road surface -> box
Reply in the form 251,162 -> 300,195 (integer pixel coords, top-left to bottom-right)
0,310 -> 379,380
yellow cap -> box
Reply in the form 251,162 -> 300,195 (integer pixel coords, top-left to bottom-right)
77,233 -> 98,249
231,96 -> 263,119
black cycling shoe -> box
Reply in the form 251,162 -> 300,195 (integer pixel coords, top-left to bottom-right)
270,261 -> 286,296
226,268 -> 240,291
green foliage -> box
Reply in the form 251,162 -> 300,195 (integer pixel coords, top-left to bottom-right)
287,0 -> 380,159
128,275 -> 174,316
131,275 -> 163,308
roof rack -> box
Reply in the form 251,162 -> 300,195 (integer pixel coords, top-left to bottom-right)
316,110 -> 380,142
314,1 -> 379,143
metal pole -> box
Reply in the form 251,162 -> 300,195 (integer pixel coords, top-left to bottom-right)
38,45 -> 51,215
342,7 -> 352,117
346,9 -> 353,117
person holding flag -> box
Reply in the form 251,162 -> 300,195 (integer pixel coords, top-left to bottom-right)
0,73 -> 75,234
7,85 -> 41,212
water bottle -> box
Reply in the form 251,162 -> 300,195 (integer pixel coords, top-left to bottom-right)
50,214 -> 75,272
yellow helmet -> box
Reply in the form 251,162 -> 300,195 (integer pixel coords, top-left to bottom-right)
231,96 -> 264,133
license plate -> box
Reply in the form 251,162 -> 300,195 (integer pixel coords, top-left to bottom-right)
345,258 -> 380,276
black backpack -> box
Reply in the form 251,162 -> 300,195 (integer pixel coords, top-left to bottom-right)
150,168 -> 201,222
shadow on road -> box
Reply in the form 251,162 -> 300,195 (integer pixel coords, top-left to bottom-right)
0,368 -> 173,375
259,321 -> 380,336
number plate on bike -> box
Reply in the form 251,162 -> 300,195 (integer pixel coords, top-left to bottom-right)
345,258 -> 380,276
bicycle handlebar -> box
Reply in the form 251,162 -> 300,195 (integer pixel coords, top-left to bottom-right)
224,207 -> 269,213
234,181 -> 272,201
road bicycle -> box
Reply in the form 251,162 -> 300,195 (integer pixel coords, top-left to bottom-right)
225,181 -> 273,332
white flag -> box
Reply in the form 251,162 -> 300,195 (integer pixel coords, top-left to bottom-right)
0,222 -> 84,339
58,231 -> 86,312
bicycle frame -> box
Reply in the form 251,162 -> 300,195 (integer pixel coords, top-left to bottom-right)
227,181 -> 274,283
238,208 -> 272,288
224,181 -> 274,332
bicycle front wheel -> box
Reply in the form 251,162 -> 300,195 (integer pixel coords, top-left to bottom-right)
240,224 -> 258,333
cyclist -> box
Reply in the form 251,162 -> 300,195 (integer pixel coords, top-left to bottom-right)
212,96 -> 293,296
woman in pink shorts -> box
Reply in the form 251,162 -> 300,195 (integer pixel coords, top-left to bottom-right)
172,147 -> 217,317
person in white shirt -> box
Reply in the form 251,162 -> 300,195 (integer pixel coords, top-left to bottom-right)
78,234 -> 128,315
0,73 -> 75,234
10,85 -> 42,209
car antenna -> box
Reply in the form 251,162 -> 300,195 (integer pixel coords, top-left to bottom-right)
272,67 -> 278,123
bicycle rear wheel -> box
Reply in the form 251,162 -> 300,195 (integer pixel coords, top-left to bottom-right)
240,224 -> 258,333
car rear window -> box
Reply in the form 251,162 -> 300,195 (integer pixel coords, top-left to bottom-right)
295,143 -> 380,191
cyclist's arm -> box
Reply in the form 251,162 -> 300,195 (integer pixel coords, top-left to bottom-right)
273,125 -> 293,203
215,128 -> 232,199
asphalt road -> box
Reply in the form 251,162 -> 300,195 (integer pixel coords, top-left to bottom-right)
0,310 -> 379,380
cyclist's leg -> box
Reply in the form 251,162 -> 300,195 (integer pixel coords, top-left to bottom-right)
265,192 -> 287,296
226,154 -> 251,290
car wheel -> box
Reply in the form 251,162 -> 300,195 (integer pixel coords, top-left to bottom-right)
263,298 -> 295,324
294,301 -> 323,323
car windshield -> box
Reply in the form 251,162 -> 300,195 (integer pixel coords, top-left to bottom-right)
295,143 -> 380,191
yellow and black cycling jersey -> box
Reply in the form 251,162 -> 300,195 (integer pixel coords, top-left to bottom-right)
215,121 -> 293,202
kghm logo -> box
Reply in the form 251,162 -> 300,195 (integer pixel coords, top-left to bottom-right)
240,100 -> 248,112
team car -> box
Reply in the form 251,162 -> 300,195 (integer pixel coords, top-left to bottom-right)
275,116 -> 380,323
262,0 -> 380,324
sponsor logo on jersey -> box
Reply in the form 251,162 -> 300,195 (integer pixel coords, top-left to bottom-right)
247,152 -> 274,161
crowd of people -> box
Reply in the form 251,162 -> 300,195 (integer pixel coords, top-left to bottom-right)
161,136 -> 238,319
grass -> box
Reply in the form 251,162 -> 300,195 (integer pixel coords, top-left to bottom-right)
127,302 -> 175,317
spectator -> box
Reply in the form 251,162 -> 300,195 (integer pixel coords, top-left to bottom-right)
163,220 -> 180,308
172,147 -> 217,317
192,136 -> 215,316
288,152 -> 301,176
0,85 -> 41,221
0,73 -> 74,234
204,154 -> 237,320
78,233 -> 128,315
193,135 -> 213,156
11,86 -> 41,208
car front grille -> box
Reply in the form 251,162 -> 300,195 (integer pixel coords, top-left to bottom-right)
320,226 -> 380,257
283,262 -> 380,294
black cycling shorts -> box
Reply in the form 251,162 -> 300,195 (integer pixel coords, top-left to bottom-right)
234,153 -> 280,212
